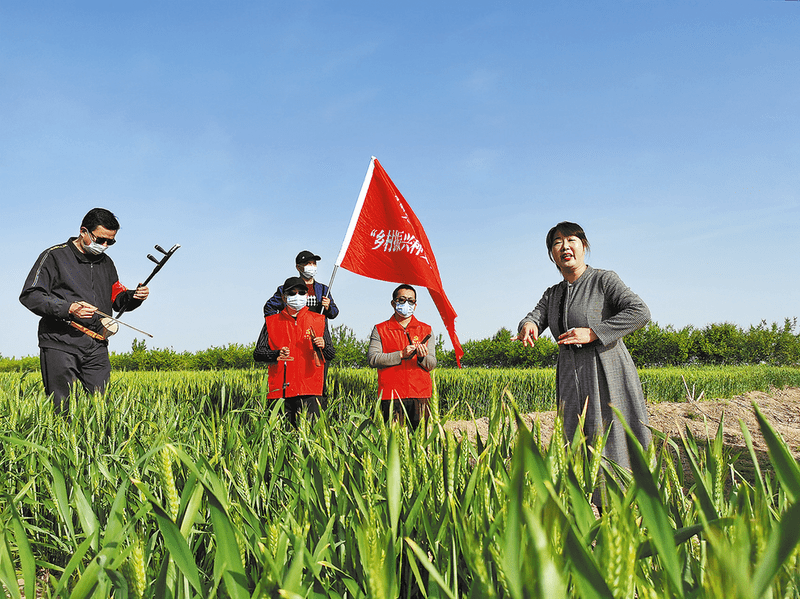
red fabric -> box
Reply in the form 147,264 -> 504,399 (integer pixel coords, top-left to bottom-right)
111,281 -> 127,302
375,317 -> 433,400
265,308 -> 326,399
339,158 -> 463,366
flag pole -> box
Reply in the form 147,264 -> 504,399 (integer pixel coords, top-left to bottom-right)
325,157 -> 376,297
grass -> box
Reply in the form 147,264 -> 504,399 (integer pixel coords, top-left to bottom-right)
2,365 -> 799,419
0,369 -> 799,596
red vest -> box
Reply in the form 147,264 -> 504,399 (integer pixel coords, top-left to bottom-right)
375,316 -> 433,400
265,308 -> 326,399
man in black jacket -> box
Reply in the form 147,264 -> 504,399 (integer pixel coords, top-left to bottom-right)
263,250 -> 339,319
20,208 -> 150,412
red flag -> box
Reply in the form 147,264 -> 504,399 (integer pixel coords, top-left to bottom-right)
335,157 -> 464,366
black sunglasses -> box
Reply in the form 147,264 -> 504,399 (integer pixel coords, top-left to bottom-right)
85,229 -> 116,246
285,289 -> 308,296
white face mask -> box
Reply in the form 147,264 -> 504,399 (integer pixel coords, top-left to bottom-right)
301,265 -> 317,279
80,230 -> 110,255
285,293 -> 308,311
394,302 -> 415,318
83,239 -> 108,255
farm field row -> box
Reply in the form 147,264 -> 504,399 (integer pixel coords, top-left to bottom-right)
4,365 -> 800,418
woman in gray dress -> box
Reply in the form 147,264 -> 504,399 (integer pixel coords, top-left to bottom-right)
517,221 -> 651,469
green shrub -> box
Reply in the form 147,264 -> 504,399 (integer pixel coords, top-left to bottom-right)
626,322 -> 692,366
330,324 -> 369,368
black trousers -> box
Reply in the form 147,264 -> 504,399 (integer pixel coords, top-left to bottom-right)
284,395 -> 327,427
381,398 -> 430,430
40,345 -> 111,413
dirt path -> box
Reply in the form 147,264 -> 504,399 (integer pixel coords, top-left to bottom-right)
445,387 -> 800,459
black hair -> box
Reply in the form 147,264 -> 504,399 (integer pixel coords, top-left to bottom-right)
81,208 -> 120,233
546,221 -> 590,267
392,284 -> 417,301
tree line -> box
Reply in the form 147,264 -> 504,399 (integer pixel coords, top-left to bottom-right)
440,318 -> 800,368
1,318 -> 798,372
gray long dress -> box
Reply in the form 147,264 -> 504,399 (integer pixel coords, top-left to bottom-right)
518,265 -> 651,468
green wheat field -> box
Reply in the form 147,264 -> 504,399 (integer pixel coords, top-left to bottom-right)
1,366 -> 799,598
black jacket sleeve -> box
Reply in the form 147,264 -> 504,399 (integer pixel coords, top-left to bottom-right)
322,321 -> 336,362
113,289 -> 144,314
20,248 -> 72,319
253,323 -> 280,362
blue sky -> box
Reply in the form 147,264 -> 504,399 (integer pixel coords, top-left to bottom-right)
2,1 -> 798,359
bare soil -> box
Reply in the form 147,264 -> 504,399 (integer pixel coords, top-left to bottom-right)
444,387 -> 800,460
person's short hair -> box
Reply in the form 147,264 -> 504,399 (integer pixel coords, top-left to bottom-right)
81,208 -> 120,233
546,221 -> 590,265
392,284 -> 417,301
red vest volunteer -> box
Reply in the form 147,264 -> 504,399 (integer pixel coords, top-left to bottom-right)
374,316 -> 434,399
262,307 -> 327,399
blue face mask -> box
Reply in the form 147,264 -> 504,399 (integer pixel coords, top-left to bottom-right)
394,302 -> 415,318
